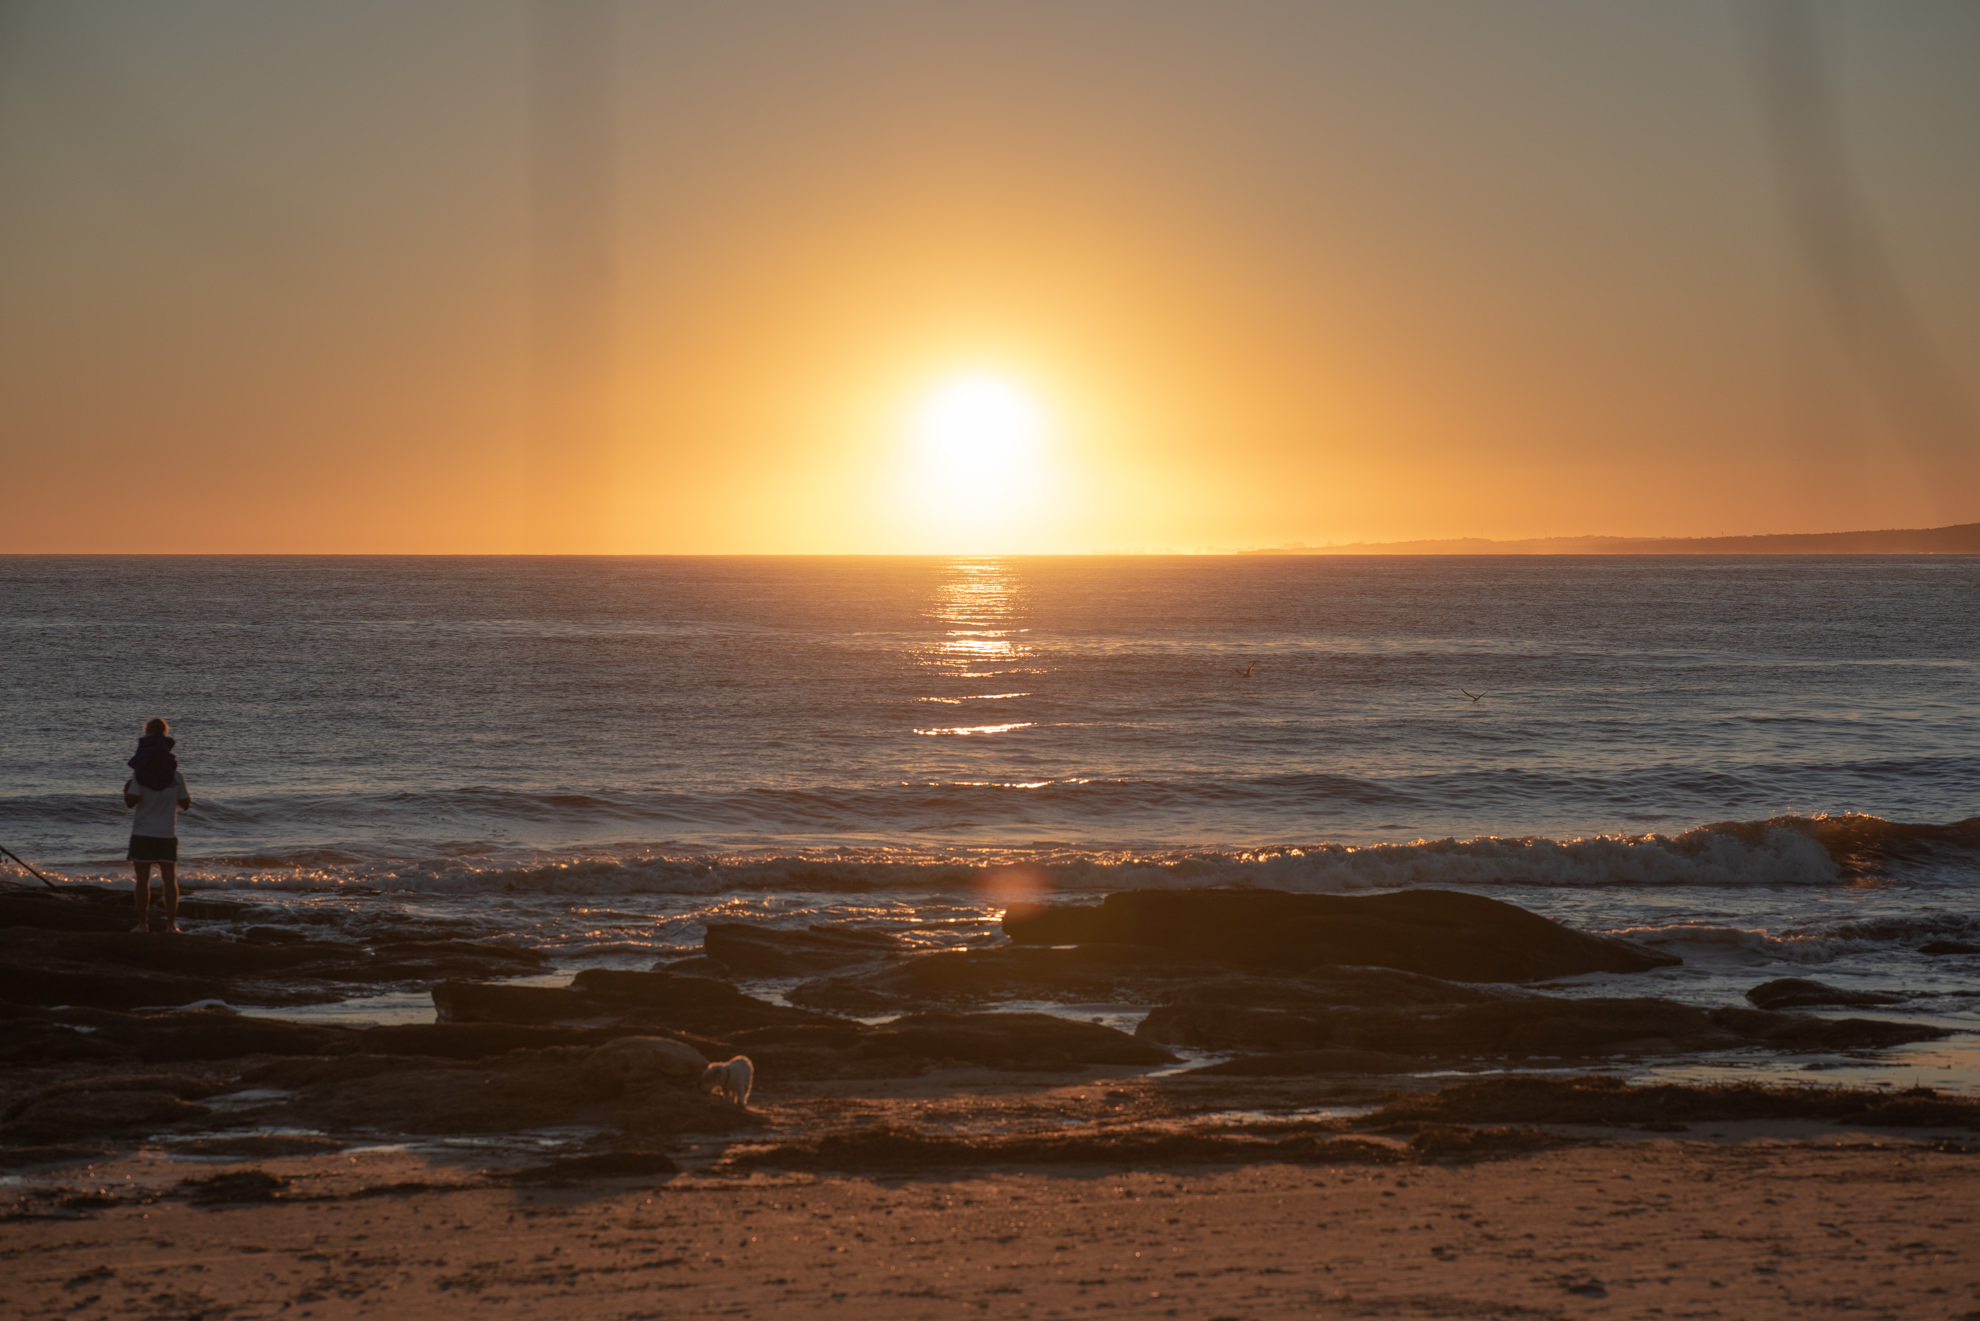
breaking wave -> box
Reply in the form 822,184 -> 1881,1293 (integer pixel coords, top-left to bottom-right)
109,812 -> 1977,899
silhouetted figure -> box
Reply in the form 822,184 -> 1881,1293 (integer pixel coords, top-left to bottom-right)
123,717 -> 192,933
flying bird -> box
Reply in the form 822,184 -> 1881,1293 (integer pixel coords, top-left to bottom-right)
1459,688 -> 1486,703
1233,661 -> 1257,678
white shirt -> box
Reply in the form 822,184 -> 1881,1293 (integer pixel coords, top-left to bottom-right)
127,773 -> 189,838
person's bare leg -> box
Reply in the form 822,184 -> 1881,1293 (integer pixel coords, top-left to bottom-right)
158,862 -> 179,932
132,860 -> 152,932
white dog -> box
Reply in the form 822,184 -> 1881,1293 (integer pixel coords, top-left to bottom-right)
699,1055 -> 754,1106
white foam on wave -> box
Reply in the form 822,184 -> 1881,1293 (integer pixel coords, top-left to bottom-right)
162,818 -> 1849,897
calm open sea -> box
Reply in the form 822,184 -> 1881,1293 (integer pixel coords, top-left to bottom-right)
3,555 -> 1976,1084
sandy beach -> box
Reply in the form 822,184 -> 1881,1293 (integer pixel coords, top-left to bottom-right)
6,1130 -> 1978,1319
7,882 -> 1980,1318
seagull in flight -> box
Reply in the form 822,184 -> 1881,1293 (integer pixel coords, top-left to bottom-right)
1459,687 -> 1486,703
1233,661 -> 1257,678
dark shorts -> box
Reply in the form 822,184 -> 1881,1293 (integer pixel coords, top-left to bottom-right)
128,834 -> 178,863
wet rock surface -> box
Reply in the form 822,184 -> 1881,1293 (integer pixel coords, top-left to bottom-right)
0,882 -> 1962,1170
0,888 -> 136,933
433,970 -> 839,1034
236,1046 -> 753,1139
0,924 -> 548,1011
1183,1048 -> 1431,1076
1367,1073 -> 1980,1131
787,943 -> 1234,1014
1003,888 -> 1679,981
1135,977 -> 1947,1060
702,922 -> 908,976
1745,977 -> 1903,1010
4,1075 -> 223,1144
859,1012 -> 1175,1069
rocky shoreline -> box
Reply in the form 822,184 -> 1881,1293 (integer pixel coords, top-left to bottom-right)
1,882 -> 1964,1176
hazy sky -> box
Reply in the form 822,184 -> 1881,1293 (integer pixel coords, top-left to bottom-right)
3,1 -> 1976,552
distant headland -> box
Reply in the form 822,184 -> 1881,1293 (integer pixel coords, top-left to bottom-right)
1247,521 -> 1980,555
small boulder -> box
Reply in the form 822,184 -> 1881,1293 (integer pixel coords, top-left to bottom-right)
1003,888 -> 1678,983
702,923 -> 908,976
1183,1049 -> 1428,1077
860,1011 -> 1177,1070
789,944 -> 1233,1015
433,981 -> 606,1026
0,888 -> 135,933
580,1036 -> 707,1094
3,1074 -> 223,1143
433,971 -> 838,1036
651,954 -> 732,978
570,969 -> 840,1034
1136,980 -> 1947,1060
1918,940 -> 1980,956
1745,978 -> 1901,1010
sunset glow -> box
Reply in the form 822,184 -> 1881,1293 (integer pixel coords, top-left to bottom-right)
1,5 -> 1976,554
908,376 -> 1049,530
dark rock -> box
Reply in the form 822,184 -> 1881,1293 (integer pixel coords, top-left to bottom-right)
1183,1049 -> 1430,1077
0,1002 -> 356,1064
1727,1011 -> 1945,1053
0,1143 -> 114,1169
726,1125 -> 1410,1173
271,1046 -> 753,1137
359,1022 -> 662,1059
1003,888 -> 1678,982
82,1007 -> 351,1063
239,926 -> 312,945
579,1036 -> 707,1093
3,1073 -> 226,1143
574,969 -> 842,1033
504,1151 -> 679,1183
0,929 -> 245,1009
1745,978 -> 1902,1010
1918,940 -> 1980,956
180,1170 -> 289,1204
171,1135 -> 348,1158
175,897 -> 257,921
789,944 -> 1235,1015
432,981 -> 610,1026
702,923 -> 908,976
857,1011 -> 1176,1070
9,996 -> 1172,1110
0,1001 -> 729,1067
1368,1073 -> 1980,1131
434,970 -> 836,1036
0,927 -> 549,1010
1136,979 -> 1946,1060
652,954 -> 732,978
346,941 -> 548,984
0,1007 -> 126,1065
0,888 -> 134,932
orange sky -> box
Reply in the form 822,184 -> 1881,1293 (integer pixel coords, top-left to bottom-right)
2,2 -> 1977,553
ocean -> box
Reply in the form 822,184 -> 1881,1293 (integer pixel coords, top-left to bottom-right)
3,555 -> 1976,1086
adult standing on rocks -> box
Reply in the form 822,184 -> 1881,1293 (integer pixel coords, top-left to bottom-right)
123,717 -> 192,933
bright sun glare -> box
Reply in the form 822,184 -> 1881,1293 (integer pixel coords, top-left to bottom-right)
910,376 -> 1048,532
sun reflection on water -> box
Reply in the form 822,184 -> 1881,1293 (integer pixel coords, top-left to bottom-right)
915,559 -> 1038,736
930,559 -> 1028,672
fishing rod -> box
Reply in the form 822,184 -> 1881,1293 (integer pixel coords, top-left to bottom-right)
0,844 -> 61,889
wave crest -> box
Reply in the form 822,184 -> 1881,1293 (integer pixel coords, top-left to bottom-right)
130,812 -> 1979,898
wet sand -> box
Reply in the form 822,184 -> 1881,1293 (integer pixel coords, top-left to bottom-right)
6,1134 -> 1976,1319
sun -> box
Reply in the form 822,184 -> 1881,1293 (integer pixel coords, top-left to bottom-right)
916,377 -> 1043,476
909,375 -> 1048,529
